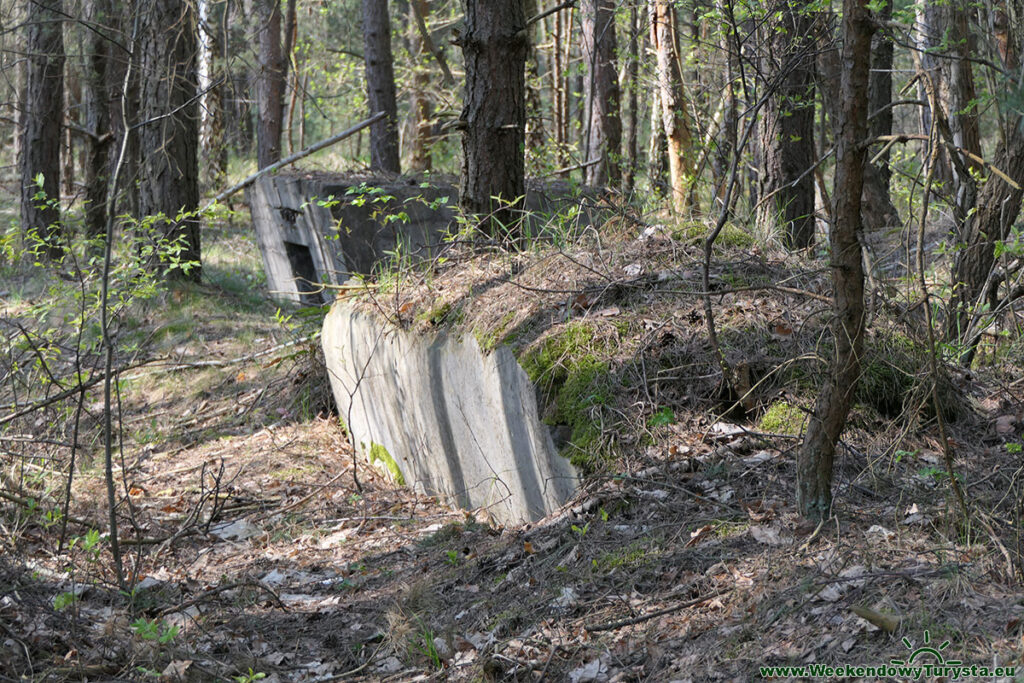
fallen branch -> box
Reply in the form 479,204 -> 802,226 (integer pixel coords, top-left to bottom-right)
584,588 -> 732,632
205,112 -> 386,208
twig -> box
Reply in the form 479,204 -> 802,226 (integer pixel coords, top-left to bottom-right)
529,0 -> 576,26
156,579 -> 284,617
584,588 -> 732,632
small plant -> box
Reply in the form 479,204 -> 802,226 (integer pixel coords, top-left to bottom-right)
571,522 -> 590,538
648,406 -> 676,427
233,669 -> 267,683
53,591 -> 78,611
410,616 -> 443,669
1007,442 -> 1022,454
130,617 -> 180,645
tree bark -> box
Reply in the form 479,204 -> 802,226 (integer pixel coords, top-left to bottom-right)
581,0 -> 621,187
138,0 -> 201,281
796,0 -> 873,521
945,0 -> 1024,360
524,0 -> 546,156
83,0 -> 113,239
200,0 -> 228,190
20,0 -> 65,255
362,0 -> 400,173
256,0 -> 285,168
650,0 -> 696,213
623,2 -> 641,196
459,0 -> 527,238
409,0 -> 434,172
757,0 -> 816,249
860,0 -> 901,239
945,0 -> 982,225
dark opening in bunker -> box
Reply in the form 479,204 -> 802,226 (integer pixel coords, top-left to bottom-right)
283,242 -> 323,305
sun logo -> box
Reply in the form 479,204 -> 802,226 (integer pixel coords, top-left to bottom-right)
890,630 -> 962,668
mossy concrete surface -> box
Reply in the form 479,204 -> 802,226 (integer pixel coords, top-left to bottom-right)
322,303 -> 579,524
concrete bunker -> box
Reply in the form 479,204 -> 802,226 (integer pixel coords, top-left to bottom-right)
247,172 -> 598,303
322,303 -> 580,525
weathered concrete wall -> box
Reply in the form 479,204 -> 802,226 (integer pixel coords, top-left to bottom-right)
248,172 -> 600,304
322,303 -> 579,524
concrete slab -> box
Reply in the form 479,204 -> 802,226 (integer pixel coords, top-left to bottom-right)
322,302 -> 580,524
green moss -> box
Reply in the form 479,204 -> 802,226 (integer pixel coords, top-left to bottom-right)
672,221 -> 754,248
759,401 -> 805,436
416,300 -> 464,327
369,442 -> 405,485
596,539 -> 660,571
519,322 -> 615,471
474,311 -> 517,352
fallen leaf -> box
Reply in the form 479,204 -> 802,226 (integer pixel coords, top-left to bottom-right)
685,524 -> 715,547
523,541 -> 535,555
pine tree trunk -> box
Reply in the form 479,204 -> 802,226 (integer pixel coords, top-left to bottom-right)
83,0 -> 112,239
712,0 -> 738,208
138,0 -> 201,281
20,0 -> 65,255
757,0 -> 816,249
459,0 -> 527,238
623,2 -> 641,196
409,0 -> 434,173
796,0 -> 873,521
581,0 -> 621,187
946,0 -> 982,224
256,0 -> 285,168
945,0 -> 1024,360
647,88 -> 668,197
362,0 -> 400,173
524,0 -> 546,156
650,0 -> 696,212
860,0 -> 901,240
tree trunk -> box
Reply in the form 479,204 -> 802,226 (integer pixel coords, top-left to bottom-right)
256,0 -> 285,168
860,0 -> 901,240
945,0 -> 1024,360
946,0 -> 982,225
712,0 -> 738,209
138,0 -> 201,281
200,0 -> 228,190
409,0 -> 434,172
459,0 -> 527,238
581,0 -> 621,187
796,0 -> 873,521
20,0 -> 65,255
915,0 -> 953,186
647,88 -> 668,197
650,0 -> 696,213
83,0 -> 113,239
757,0 -> 816,249
524,0 -> 546,156
362,0 -> 400,173
623,2 -> 641,196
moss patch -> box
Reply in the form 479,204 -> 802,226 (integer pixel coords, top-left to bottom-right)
672,221 -> 754,249
519,322 -> 615,471
370,442 -> 405,486
759,401 -> 805,436
474,311 -> 516,352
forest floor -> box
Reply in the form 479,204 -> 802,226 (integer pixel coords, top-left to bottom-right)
2,209 -> 1024,682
